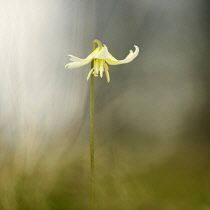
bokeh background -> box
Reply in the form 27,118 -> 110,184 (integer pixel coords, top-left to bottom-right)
0,0 -> 209,209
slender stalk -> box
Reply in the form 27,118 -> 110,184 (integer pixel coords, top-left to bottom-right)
90,40 -> 102,210
90,46 -> 95,210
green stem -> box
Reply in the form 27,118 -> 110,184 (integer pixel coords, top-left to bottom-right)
90,40 -> 102,210
90,56 -> 95,210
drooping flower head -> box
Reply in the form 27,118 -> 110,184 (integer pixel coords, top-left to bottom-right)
65,40 -> 139,83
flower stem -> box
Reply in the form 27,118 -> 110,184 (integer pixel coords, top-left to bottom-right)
90,40 -> 101,210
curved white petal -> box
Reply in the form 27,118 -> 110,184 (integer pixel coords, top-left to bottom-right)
106,45 -> 139,65
65,47 -> 100,69
68,47 -> 100,61
107,50 -> 134,62
68,55 -> 83,62
86,47 -> 100,59
125,50 -> 134,59
94,45 -> 111,59
65,59 -> 91,69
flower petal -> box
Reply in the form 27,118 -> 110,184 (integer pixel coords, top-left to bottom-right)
68,55 -> 83,62
65,47 -> 101,69
94,45 -> 110,59
86,47 -> 100,59
65,59 -> 91,69
106,45 -> 139,65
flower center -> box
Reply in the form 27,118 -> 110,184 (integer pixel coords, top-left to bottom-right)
93,59 -> 105,78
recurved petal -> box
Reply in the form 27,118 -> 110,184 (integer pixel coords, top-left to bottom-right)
107,49 -> 133,62
106,45 -> 139,65
94,45 -> 111,59
68,47 -> 100,62
65,59 -> 91,69
68,55 -> 83,62
86,47 -> 100,59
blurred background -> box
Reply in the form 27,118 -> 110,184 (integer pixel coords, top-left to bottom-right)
0,0 -> 209,209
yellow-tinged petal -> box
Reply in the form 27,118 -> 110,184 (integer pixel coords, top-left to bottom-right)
86,47 -> 100,60
68,55 -> 83,62
65,41 -> 139,83
106,45 -> 139,65
106,48 -> 134,62
68,47 -> 100,62
65,47 -> 101,69
94,45 -> 111,59
65,59 -> 91,69
125,50 -> 134,59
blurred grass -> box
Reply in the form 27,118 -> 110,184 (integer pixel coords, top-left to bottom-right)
0,139 -> 209,210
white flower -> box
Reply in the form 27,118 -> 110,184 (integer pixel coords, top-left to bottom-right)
65,42 -> 139,83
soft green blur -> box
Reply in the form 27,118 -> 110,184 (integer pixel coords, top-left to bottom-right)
0,139 -> 209,210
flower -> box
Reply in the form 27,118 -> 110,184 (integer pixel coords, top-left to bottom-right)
65,41 -> 139,83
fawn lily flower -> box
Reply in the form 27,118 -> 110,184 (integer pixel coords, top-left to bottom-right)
65,42 -> 139,83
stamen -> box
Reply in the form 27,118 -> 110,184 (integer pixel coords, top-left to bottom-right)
100,69 -> 103,78
99,59 -> 104,78
105,70 -> 110,83
104,62 -> 109,71
87,68 -> 94,80
94,59 -> 99,74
